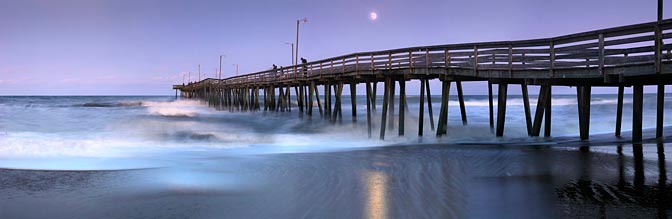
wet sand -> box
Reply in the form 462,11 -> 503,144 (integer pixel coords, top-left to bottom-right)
1,142 -> 671,219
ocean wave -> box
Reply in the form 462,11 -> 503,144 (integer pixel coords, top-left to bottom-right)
74,101 -> 143,107
144,100 -> 204,117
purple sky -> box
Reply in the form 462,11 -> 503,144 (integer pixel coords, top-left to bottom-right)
0,0 -> 668,95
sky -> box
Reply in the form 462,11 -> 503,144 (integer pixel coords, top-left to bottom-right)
0,0 -> 669,95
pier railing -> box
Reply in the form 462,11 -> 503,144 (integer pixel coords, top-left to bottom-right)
180,19 -> 672,88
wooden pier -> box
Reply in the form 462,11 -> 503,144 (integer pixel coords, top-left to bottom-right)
174,19 -> 672,143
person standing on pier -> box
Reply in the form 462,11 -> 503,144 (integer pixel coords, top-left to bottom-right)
300,57 -> 307,77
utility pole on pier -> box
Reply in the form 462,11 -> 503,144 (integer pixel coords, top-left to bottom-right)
295,17 -> 308,67
233,64 -> 239,76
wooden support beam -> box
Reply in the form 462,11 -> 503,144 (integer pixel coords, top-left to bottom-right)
437,80 -> 450,136
296,86 -> 302,112
372,82 -> 377,112
315,84 -> 322,116
337,82 -> 343,122
577,86 -> 592,140
521,83 -> 533,135
276,87 -> 283,112
309,82 -> 315,116
366,80 -> 372,138
304,85 -> 309,113
286,85 -> 291,112
350,81 -> 357,120
532,86 -> 549,137
332,82 -> 343,122
657,84 -> 665,139
615,86 -> 624,137
388,79 -> 396,130
419,78 -> 426,136
456,81 -> 467,125
488,80 -> 494,130
544,86 -> 552,137
426,79 -> 435,131
323,82 -> 328,118
633,85 -> 644,142
380,77 -> 390,140
399,79 -> 406,136
496,83 -> 508,137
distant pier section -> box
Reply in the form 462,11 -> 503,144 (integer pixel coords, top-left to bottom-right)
174,19 -> 672,143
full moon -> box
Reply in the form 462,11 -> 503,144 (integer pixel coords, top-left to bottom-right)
369,12 -> 378,21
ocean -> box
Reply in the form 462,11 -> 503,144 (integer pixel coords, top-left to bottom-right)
0,94 -> 671,218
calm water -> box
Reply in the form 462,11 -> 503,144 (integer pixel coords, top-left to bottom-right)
0,94 -> 671,218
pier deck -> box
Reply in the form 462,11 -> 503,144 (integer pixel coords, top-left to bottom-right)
174,19 -> 672,143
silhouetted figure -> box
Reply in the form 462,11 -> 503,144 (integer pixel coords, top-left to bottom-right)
272,64 -> 278,78
301,57 -> 307,77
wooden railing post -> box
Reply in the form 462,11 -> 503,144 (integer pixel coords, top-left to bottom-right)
426,49 -> 430,73
319,62 -> 323,78
356,54 -> 359,75
409,50 -> 413,70
550,41 -> 555,77
370,53 -> 375,71
388,52 -> 392,69
473,46 -> 479,76
598,33 -> 605,75
444,48 -> 450,75
508,45 -> 513,77
655,25 -> 662,74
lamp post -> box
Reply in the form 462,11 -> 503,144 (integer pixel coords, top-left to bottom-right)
295,17 -> 308,67
285,43 -> 294,65
233,64 -> 239,76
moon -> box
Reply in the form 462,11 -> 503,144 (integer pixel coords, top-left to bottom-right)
369,12 -> 378,21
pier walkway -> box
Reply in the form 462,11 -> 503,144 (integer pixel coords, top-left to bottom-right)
174,19 -> 672,143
